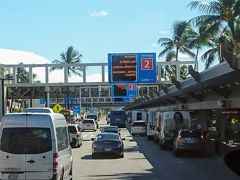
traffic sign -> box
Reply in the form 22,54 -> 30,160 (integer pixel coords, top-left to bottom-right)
73,105 -> 81,113
53,104 -> 63,113
108,53 -> 156,83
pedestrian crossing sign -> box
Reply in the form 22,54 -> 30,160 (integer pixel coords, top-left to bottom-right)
53,104 -> 63,113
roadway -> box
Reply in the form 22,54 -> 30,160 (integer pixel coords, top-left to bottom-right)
71,119 -> 239,180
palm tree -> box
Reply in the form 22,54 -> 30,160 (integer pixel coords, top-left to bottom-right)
50,46 -> 83,77
17,63 -> 37,83
188,0 -> 240,54
161,51 -> 189,81
186,23 -> 215,70
158,21 -> 195,61
201,28 -> 233,69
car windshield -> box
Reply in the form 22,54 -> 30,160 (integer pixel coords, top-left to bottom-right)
0,128 -> 52,154
96,134 -> 120,141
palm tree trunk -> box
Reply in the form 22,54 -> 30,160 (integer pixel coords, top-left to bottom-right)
195,48 -> 199,71
176,47 -> 179,61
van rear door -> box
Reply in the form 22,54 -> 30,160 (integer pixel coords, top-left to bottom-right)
0,114 -> 27,180
25,114 -> 53,180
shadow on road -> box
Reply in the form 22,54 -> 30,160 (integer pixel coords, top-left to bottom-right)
86,170 -> 159,180
81,154 -> 122,160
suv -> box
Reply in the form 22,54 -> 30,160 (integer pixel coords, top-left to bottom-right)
173,129 -> 206,156
82,119 -> 97,131
131,121 -> 146,135
68,124 -> 82,148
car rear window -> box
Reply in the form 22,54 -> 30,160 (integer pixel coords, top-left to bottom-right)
132,122 -> 146,126
0,128 -> 52,154
83,120 -> 94,124
68,126 -> 77,133
86,115 -> 97,120
180,130 -> 201,138
97,134 -> 119,141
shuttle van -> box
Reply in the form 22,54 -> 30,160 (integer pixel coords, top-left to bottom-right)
159,111 -> 191,149
0,112 -> 72,180
146,109 -> 158,140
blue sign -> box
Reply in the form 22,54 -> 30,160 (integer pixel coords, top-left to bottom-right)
108,53 -> 156,83
40,98 -> 46,104
64,98 -> 77,104
73,105 -> 81,113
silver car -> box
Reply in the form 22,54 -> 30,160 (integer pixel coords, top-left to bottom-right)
131,121 -> 146,135
82,119 -> 97,131
173,129 -> 206,156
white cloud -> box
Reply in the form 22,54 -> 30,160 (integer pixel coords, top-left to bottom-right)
159,30 -> 168,35
88,10 -> 108,17
151,43 -> 158,47
0,49 -> 50,64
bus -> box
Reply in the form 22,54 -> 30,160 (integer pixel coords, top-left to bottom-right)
110,110 -> 126,128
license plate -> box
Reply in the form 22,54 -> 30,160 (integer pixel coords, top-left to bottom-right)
185,138 -> 193,142
105,148 -> 112,152
8,174 -> 18,179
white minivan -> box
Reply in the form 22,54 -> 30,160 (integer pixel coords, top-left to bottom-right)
0,112 -> 72,180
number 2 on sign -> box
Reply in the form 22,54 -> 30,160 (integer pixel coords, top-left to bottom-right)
141,58 -> 153,70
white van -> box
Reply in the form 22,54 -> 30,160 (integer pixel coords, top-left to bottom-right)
159,111 -> 191,149
146,109 -> 158,140
0,112 -> 72,180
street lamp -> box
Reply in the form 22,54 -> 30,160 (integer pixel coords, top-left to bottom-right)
0,74 -> 14,118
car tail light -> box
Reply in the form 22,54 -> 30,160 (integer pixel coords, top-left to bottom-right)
53,153 -> 59,174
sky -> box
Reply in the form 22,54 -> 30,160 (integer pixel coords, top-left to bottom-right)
0,0 -> 212,80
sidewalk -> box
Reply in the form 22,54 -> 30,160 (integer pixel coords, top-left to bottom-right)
206,139 -> 240,157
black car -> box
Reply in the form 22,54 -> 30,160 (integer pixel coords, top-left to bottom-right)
92,133 -> 124,158
68,124 -> 83,148
101,126 -> 120,135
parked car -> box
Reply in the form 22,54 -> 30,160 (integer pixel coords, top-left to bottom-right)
68,124 -> 82,148
82,119 -> 97,131
131,121 -> 146,135
0,112 -> 72,180
173,129 -> 206,156
101,125 -> 120,135
91,133 -> 124,158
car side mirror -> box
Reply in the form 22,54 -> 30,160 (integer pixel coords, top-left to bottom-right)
121,138 -> 126,141
91,138 -> 95,141
119,129 -> 121,131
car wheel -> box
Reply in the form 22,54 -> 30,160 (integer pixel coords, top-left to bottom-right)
120,153 -> 124,158
60,169 -> 64,180
69,164 -> 72,175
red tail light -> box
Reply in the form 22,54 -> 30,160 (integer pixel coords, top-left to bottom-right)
53,153 -> 59,174
176,135 -> 182,141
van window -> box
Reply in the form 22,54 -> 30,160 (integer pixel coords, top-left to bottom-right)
68,126 -> 77,133
86,115 -> 97,120
137,113 -> 142,120
0,128 -> 52,154
56,127 -> 69,151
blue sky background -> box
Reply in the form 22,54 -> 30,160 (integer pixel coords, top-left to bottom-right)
0,0 -> 211,71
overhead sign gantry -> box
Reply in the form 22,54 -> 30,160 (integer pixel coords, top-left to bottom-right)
108,53 -> 156,102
